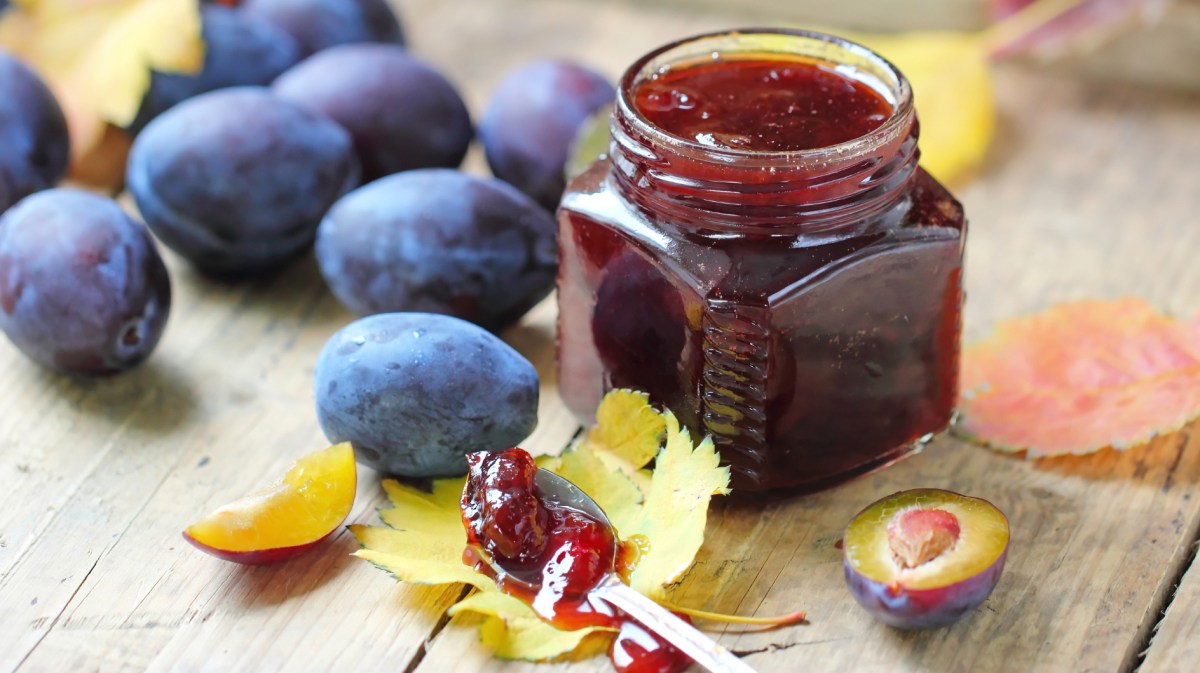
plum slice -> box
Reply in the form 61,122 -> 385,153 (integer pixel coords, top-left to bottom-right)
843,488 -> 1009,629
184,443 -> 357,564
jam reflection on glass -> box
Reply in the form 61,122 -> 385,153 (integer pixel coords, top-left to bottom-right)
557,31 -> 966,493
460,449 -> 693,673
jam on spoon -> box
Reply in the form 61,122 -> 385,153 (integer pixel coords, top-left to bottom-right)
460,448 -> 753,673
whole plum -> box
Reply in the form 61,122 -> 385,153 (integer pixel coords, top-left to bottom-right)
481,61 -> 614,211
0,189 -> 171,375
242,0 -> 403,57
127,87 -> 359,276
314,312 -> 539,477
274,44 -> 472,183
128,5 -> 301,134
0,51 -> 70,214
316,169 -> 557,331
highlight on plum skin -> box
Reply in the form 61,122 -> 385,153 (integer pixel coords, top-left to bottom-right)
314,169 -> 557,331
314,313 -> 539,478
126,87 -> 359,277
480,60 -> 615,211
274,44 -> 472,184
843,488 -> 1009,629
0,189 -> 171,376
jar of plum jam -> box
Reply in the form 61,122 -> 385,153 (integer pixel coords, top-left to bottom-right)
556,30 -> 965,493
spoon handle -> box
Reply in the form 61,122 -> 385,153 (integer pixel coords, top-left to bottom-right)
596,578 -> 758,673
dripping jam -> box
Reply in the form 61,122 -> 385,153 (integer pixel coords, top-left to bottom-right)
460,449 -> 692,673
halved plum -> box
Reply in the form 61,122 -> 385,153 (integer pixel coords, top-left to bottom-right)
843,488 -> 1009,629
184,443 -> 357,564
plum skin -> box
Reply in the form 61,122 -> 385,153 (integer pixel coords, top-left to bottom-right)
0,52 -> 70,214
0,189 -> 171,375
127,87 -> 359,276
128,5 -> 301,134
242,0 -> 404,57
844,548 -> 1008,629
314,312 -> 539,477
481,60 -> 615,211
273,44 -> 472,183
315,169 -> 557,331
182,529 -> 337,566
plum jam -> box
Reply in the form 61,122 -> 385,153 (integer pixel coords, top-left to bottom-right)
557,30 -> 965,493
461,449 -> 695,672
461,448 -> 618,630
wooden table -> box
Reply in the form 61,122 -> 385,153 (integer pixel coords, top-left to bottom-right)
3,0 -> 1200,671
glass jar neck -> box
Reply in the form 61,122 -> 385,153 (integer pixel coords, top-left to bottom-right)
609,30 -> 919,235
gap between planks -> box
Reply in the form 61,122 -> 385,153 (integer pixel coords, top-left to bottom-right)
1130,426 -> 1200,673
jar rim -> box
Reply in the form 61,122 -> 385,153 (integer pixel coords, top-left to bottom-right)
615,28 -> 915,166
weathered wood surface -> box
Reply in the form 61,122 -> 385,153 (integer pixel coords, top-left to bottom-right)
2,0 -> 1200,671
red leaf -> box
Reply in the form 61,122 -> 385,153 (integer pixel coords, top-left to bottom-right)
958,299 -> 1200,457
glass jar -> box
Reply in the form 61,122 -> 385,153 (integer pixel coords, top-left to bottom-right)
556,30 -> 966,493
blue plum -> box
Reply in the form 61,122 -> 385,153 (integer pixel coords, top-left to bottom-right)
242,0 -> 403,57
481,60 -> 614,211
128,5 -> 301,134
273,44 -> 472,183
314,312 -> 539,477
0,189 -> 171,375
127,87 -> 359,276
315,169 -> 557,331
0,51 -> 70,214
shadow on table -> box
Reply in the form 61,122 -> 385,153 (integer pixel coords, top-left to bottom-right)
1029,422 -> 1200,486
43,359 -> 199,435
232,528 -> 362,608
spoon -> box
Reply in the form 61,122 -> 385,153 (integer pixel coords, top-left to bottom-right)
482,468 -> 759,673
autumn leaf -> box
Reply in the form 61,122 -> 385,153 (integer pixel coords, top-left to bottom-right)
957,299 -> 1200,457
569,388 -> 664,492
449,592 -> 610,662
0,0 -> 204,157
850,31 -> 994,186
350,389 -> 730,661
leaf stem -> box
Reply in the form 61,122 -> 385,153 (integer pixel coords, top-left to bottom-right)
656,602 -> 807,628
978,0 -> 1089,57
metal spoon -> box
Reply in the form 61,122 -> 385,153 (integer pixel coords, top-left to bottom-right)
481,469 -> 759,673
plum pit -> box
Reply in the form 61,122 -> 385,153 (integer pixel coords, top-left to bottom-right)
887,507 -> 961,570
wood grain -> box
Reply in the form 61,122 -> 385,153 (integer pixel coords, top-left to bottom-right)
1,0 -> 1199,671
1142,535 -> 1200,673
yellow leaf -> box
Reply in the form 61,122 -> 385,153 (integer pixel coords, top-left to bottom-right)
351,524 -> 488,590
582,389 -> 666,471
852,31 -> 995,186
450,592 -> 614,661
0,0 -> 204,157
377,478 -> 463,534
623,411 -> 730,598
352,389 -> 731,662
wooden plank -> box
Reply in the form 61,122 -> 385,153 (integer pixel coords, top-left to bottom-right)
0,0 -> 1198,671
1142,532 -> 1200,673
396,0 -> 1200,671
416,428 -> 1200,673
